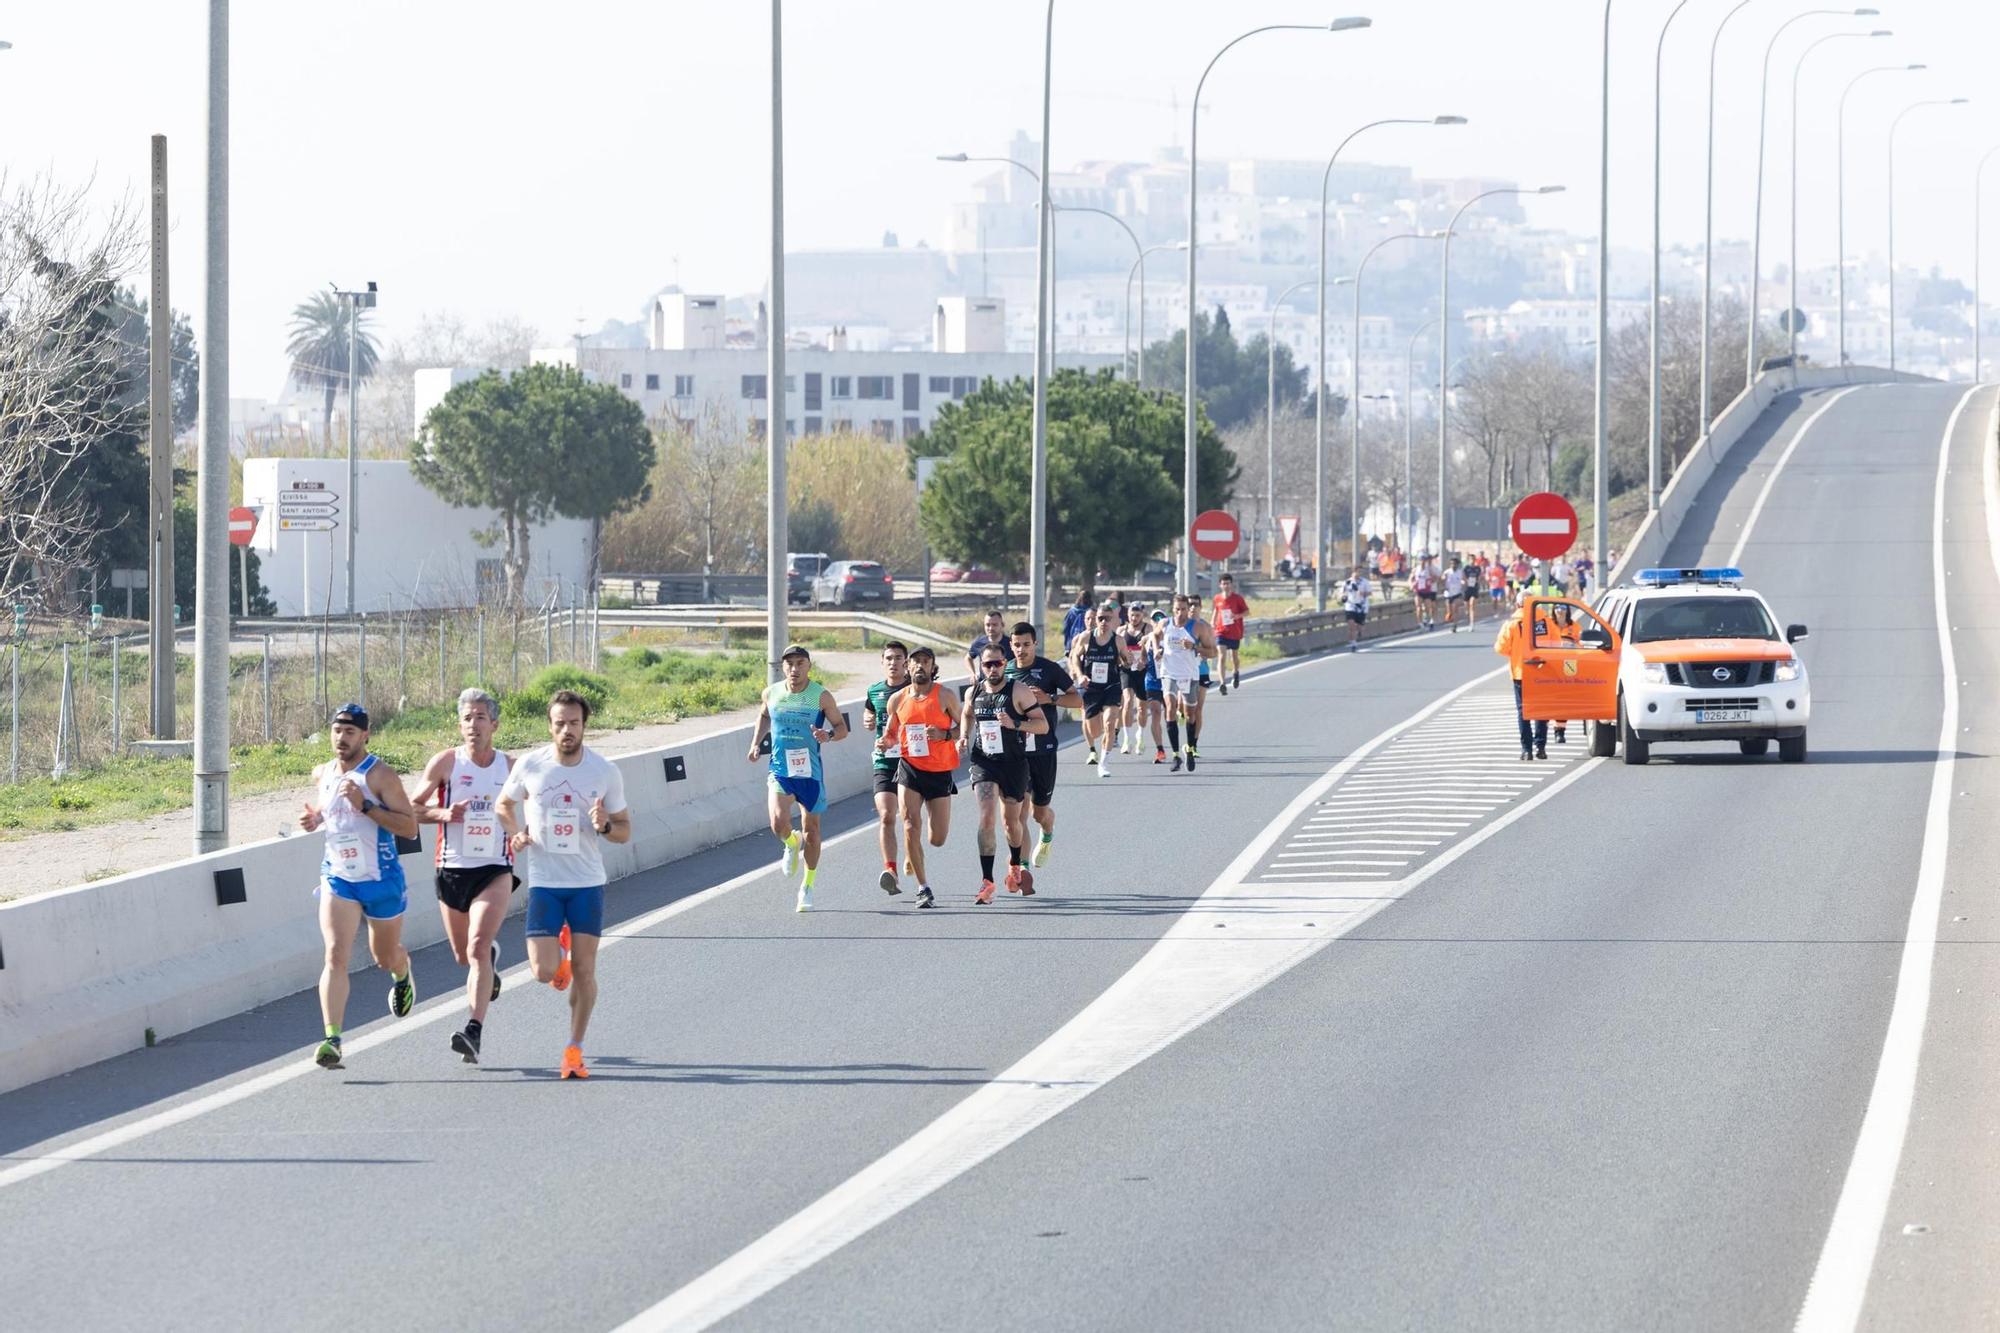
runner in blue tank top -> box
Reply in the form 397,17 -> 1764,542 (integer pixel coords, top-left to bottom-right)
749,644 -> 848,911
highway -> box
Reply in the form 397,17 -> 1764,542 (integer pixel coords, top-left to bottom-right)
1,382 -> 1994,1330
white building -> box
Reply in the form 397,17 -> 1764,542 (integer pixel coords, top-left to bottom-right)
243,457 -> 592,616
1462,297 -> 1649,349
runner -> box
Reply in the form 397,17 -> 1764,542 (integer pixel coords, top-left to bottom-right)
751,643 -> 848,911
1212,574 -> 1249,693
1070,601 -> 1124,778
1152,595 -> 1203,772
412,688 -> 515,1064
1409,556 -> 1438,632
965,608 -> 1008,680
879,646 -> 962,909
1442,557 -> 1463,631
862,640 -> 913,896
496,690 -> 631,1079
1462,555 -> 1483,628
1006,621 -> 1081,867
299,703 -> 421,1070
1184,602 -> 1221,766
1116,603 -> 1150,753
962,645 -> 1049,903
1486,555 -> 1508,608
1342,565 -> 1372,650
1142,612 -> 1169,763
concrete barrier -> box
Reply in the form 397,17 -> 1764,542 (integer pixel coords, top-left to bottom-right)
1247,597 -> 1424,655
1606,363 -> 1935,592
0,686 -> 889,1097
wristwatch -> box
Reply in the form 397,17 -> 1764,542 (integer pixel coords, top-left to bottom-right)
360,797 -> 379,814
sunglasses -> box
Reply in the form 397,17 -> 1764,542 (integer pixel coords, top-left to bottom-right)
982,659 -> 1006,669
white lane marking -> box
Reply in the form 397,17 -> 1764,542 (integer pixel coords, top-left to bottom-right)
1305,818 -> 1476,829
1726,384 -> 1865,567
1273,854 -> 1413,865
1794,384 -> 1982,1333
617,679 -> 1608,1332
1255,871 -> 1395,880
0,627 -> 1470,1186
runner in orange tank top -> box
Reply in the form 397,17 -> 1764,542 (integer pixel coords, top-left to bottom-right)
877,646 -> 962,909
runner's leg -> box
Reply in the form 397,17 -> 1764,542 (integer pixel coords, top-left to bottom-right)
466,874 -> 509,1023
318,894 -> 362,1033
874,788 -> 898,869
439,892 -> 472,969
566,932 -> 600,1046
900,785 -> 929,886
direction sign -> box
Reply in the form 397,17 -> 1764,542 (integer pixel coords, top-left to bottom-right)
1510,491 -> 1578,560
279,517 -> 338,532
278,503 -> 340,520
1189,509 -> 1241,562
280,486 -> 338,504
228,506 -> 258,547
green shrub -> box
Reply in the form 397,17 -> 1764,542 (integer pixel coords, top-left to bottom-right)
505,665 -> 613,720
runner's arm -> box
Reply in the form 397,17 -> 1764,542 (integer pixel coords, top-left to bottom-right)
362,763 -> 420,840
299,764 -> 325,832
747,700 -> 771,762
817,689 -> 849,742
593,766 -> 632,845
1012,683 -> 1049,734
410,750 -> 460,825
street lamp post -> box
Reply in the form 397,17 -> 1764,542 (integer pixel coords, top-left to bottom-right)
1031,1 -> 1053,633
1353,233 -> 1439,567
333,282 -> 377,616
1594,0 -> 1612,589
1268,278 -> 1317,573
1649,0 -> 1693,514
1186,18 -> 1372,598
1441,186 -> 1560,565
1060,204 -> 1142,377
1405,319 -> 1437,556
1978,145 -> 2000,382
1791,30 -> 1890,367
938,151 -> 1054,369
1889,97 -> 1972,374
766,0 -> 787,677
1837,63 -> 1923,367
1126,241 -> 1189,386
1700,1 -> 1755,436
1314,112 -> 1462,608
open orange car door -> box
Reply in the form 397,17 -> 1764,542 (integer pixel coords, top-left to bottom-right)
1518,598 -> 1620,723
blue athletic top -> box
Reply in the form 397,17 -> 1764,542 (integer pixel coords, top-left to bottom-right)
764,680 -> 826,785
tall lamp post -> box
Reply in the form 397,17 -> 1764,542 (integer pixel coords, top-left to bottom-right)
1267,278 -> 1318,571
1314,112 -> 1462,607
766,0 -> 788,676
1978,144 -> 2000,382
1441,186 -> 1561,563
1790,29 -> 1890,366
1836,62 -> 1923,367
1353,232 -> 1440,565
1405,317 -> 1437,556
1185,17 -> 1372,598
939,151 -> 1054,367
1700,1 -> 1755,436
1126,241 -> 1189,385
1888,96 -> 1971,373
1061,205 -> 1143,375
333,282 -> 377,615
1648,0 -> 1693,514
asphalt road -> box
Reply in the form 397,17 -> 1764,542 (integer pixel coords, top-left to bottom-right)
1,381 -> 1993,1331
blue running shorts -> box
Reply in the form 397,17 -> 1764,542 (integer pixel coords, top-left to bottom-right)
525,885 -> 605,938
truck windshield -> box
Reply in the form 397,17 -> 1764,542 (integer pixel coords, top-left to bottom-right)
1629,595 -> 1777,643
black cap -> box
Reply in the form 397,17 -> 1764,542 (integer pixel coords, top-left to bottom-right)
331,702 -> 370,731
780,643 -> 811,661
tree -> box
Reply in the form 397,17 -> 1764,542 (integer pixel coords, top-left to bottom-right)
286,291 -> 380,444
413,363 -> 654,605
787,431 -> 922,570
604,402 -> 761,575
1501,338 -> 1591,494
1139,306 -> 1308,430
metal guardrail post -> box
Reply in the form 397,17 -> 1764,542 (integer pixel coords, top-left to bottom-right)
439,616 -> 448,699
357,615 -> 368,712
261,634 -> 272,742
476,608 -> 485,687
111,635 -> 122,755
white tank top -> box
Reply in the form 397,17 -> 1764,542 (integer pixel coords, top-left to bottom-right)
1159,620 -> 1199,679
437,745 -> 511,869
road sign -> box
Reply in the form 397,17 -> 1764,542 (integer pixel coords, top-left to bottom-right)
279,517 -> 338,532
228,506 -> 258,547
1190,509 -> 1241,562
1278,515 -> 1300,556
280,486 -> 337,503
278,503 -> 339,520
1510,491 -> 1578,560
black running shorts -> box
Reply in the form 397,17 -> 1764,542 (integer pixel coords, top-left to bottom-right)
1026,749 -> 1059,807
896,761 -> 958,802
434,865 -> 518,915
967,752 -> 1028,803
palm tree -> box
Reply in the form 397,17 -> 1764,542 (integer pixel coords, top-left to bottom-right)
286,291 -> 379,443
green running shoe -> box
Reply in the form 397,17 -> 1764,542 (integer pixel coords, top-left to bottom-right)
388,969 -> 416,1019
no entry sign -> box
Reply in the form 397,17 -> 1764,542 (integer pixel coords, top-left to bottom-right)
1190,510 -> 1241,562
227,506 -> 259,548
1510,492 -> 1577,560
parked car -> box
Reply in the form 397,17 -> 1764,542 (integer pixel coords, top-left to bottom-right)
929,561 -> 1006,585
814,560 -> 896,608
1120,558 -> 1214,595
786,552 -> 830,605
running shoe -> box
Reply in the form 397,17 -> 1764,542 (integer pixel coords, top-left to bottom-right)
1032,839 -> 1051,869
1219,681 -> 1228,696
1004,864 -> 1022,893
1186,747 -> 1198,773
878,868 -> 901,895
388,968 -> 416,1019
782,838 -> 800,877
314,1037 -> 344,1070
1171,754 -> 1183,772
1098,758 -> 1111,778
552,923 -> 573,992
796,885 -> 812,912
915,886 -> 936,909
1232,674 -> 1240,688
1016,867 -> 1035,896
1085,750 -> 1099,766
560,1045 -> 590,1080
974,879 -> 996,905
1154,747 -> 1167,765
451,1025 -> 482,1064
489,941 -> 503,1002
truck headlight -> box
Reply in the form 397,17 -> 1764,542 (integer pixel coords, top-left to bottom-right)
1641,663 -> 1667,684
1775,658 -> 1803,682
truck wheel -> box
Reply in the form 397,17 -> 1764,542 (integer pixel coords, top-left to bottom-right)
1738,738 -> 1770,757
1619,696 -> 1649,766
1588,717 -> 1616,758
1779,731 -> 1807,763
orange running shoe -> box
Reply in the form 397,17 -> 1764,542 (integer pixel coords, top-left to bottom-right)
974,879 -> 996,905
551,922 -> 573,992
560,1044 -> 589,1080
1003,864 -> 1022,893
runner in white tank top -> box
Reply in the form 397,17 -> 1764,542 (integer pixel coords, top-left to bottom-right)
1151,594 -> 1203,772
412,688 -> 516,1063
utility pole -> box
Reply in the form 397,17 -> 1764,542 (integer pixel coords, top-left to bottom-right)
147,134 -> 175,739
764,0 -> 788,679
192,0 -> 230,853
336,281 -> 375,615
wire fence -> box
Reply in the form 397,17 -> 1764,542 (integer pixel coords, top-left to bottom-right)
4,602 -> 603,784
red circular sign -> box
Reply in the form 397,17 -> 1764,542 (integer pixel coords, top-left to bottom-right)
1510,492 -> 1577,561
1189,509 -> 1241,562
228,505 -> 259,547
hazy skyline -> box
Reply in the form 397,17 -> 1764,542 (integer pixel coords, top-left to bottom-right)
4,0 -> 1996,398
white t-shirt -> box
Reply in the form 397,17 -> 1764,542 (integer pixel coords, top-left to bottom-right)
1343,578 -> 1372,613
499,745 -> 629,889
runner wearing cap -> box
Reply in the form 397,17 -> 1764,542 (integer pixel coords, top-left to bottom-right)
412,687 -> 515,1064
880,646 -> 962,909
863,640 -> 913,895
298,703 -> 421,1070
1005,621 -> 1080,870
497,689 -> 631,1080
750,643 -> 848,911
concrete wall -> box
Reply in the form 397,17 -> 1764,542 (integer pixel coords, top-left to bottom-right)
0,692 -> 883,1097
1605,364 -> 1936,592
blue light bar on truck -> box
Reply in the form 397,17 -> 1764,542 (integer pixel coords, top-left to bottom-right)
1633,567 -> 1743,587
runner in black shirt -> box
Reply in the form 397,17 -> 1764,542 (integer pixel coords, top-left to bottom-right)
1005,621 -> 1080,871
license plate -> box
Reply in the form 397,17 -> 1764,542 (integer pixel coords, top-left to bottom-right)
1696,708 -> 1753,724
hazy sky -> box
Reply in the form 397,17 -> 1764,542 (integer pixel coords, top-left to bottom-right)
5,1 -> 1995,397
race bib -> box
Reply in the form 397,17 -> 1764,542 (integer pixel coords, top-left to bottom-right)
977,719 -> 1003,753
461,801 -> 500,861
784,746 -> 813,779
542,805 -> 582,855
1089,661 -> 1109,684
904,726 -> 930,759
327,829 -> 378,883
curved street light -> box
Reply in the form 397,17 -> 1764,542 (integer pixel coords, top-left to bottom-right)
1700,1 -> 1756,434
1789,29 -> 1891,366
1352,231 -> 1441,566
1836,63 -> 1923,365
1888,97 -> 1971,373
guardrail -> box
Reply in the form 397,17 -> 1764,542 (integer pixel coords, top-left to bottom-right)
596,607 -> 965,654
